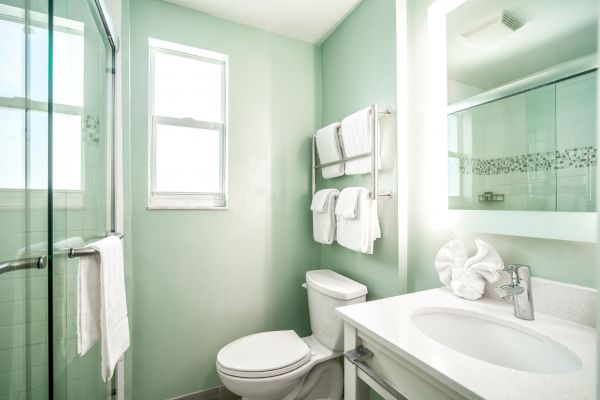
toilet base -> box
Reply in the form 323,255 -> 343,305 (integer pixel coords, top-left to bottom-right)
237,359 -> 343,400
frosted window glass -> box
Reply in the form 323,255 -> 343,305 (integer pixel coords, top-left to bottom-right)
155,124 -> 220,193
0,19 -> 25,99
0,108 -> 25,188
154,51 -> 223,122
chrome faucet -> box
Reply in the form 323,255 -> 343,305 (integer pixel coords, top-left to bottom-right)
495,264 -> 534,321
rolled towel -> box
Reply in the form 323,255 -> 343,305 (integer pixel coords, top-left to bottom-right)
450,268 -> 486,301
315,123 -> 344,179
463,239 -> 504,284
434,240 -> 468,287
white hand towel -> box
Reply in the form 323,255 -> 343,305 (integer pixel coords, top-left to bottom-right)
315,123 -> 344,179
77,236 -> 130,382
311,189 -> 339,244
335,187 -> 362,219
335,187 -> 381,254
434,240 -> 468,287
463,239 -> 504,283
77,239 -> 101,357
340,107 -> 379,175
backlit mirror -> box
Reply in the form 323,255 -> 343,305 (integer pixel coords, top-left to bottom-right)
446,0 -> 597,213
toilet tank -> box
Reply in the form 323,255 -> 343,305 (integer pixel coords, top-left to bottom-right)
305,270 -> 367,351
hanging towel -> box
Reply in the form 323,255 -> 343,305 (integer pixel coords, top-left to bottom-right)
340,107 -> 379,175
335,187 -> 381,254
434,239 -> 504,300
315,123 -> 344,179
310,189 -> 339,244
77,236 -> 130,382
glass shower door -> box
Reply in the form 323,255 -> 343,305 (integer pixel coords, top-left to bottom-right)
0,1 -> 51,399
51,0 -> 115,398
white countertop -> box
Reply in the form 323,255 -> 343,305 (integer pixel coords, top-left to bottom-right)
336,287 -> 596,400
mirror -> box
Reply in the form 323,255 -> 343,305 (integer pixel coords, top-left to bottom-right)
446,0 -> 597,213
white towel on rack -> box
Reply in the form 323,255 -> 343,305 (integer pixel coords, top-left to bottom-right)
315,122 -> 344,179
340,106 -> 379,175
311,189 -> 339,244
335,187 -> 381,254
77,236 -> 130,382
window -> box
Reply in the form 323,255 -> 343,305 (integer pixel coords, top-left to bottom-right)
148,39 -> 228,209
0,4 -> 84,194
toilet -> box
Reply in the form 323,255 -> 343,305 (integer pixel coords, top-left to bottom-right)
216,269 -> 367,400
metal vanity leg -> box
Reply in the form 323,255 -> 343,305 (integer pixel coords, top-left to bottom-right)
344,322 -> 369,400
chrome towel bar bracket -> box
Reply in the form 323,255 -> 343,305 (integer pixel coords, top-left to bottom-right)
344,346 -> 409,400
0,256 -> 47,275
68,231 -> 124,259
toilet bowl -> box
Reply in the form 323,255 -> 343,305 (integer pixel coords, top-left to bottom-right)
216,270 -> 367,400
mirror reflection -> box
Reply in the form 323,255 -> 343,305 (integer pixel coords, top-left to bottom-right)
446,0 -> 597,212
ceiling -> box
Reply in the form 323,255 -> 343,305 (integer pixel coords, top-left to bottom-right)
447,0 -> 598,90
163,0 -> 362,44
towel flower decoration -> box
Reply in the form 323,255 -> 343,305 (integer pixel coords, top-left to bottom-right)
434,239 -> 504,300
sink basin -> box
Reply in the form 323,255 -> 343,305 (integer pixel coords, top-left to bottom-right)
412,307 -> 582,375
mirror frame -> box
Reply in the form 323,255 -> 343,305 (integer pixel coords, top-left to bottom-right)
428,0 -> 597,243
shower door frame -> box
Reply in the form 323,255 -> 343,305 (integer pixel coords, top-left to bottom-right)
47,0 -> 122,398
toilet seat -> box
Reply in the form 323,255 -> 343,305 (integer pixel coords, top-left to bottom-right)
217,331 -> 312,378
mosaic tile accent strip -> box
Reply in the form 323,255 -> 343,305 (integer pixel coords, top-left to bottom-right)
457,146 -> 597,175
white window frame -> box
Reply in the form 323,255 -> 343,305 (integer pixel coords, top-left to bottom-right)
147,38 -> 228,209
0,4 -> 85,209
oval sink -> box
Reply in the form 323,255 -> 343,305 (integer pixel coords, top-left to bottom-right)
411,307 -> 581,375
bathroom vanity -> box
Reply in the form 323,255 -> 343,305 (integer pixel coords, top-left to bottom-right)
336,288 -> 596,400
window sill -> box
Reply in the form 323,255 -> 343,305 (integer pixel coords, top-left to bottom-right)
147,193 -> 228,210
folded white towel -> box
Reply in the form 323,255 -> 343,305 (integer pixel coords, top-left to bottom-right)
77,236 -> 130,382
340,107 -> 379,175
334,187 -> 362,219
450,268 -> 486,301
335,187 -> 381,254
311,189 -> 339,244
463,239 -> 504,283
434,240 -> 468,287
434,239 -> 504,300
315,123 -> 344,179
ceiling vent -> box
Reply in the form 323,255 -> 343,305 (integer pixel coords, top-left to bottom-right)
461,10 -> 523,47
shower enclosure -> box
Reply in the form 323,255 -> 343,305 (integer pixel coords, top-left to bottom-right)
448,69 -> 597,212
0,0 -> 118,399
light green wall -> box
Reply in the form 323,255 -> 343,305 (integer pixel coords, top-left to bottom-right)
319,0 -> 400,300
406,0 -> 596,293
128,0 -> 320,398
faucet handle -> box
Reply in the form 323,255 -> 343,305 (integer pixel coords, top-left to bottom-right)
502,264 -> 531,283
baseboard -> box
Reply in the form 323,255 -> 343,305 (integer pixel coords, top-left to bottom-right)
167,385 -> 240,400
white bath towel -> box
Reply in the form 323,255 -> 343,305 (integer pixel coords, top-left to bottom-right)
315,123 -> 344,179
340,107 -> 379,175
335,187 -> 381,254
77,236 -> 130,382
310,189 -> 339,244
434,239 -> 504,300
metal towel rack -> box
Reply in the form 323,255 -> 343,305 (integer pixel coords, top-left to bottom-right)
312,104 -> 392,205
0,232 -> 125,275
68,231 -> 124,258
344,346 -> 408,400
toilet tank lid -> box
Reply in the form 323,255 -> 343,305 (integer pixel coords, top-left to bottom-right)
306,270 -> 367,300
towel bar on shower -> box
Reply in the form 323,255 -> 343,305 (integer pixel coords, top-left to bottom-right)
0,256 -> 47,275
68,232 -> 125,258
311,105 -> 393,203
